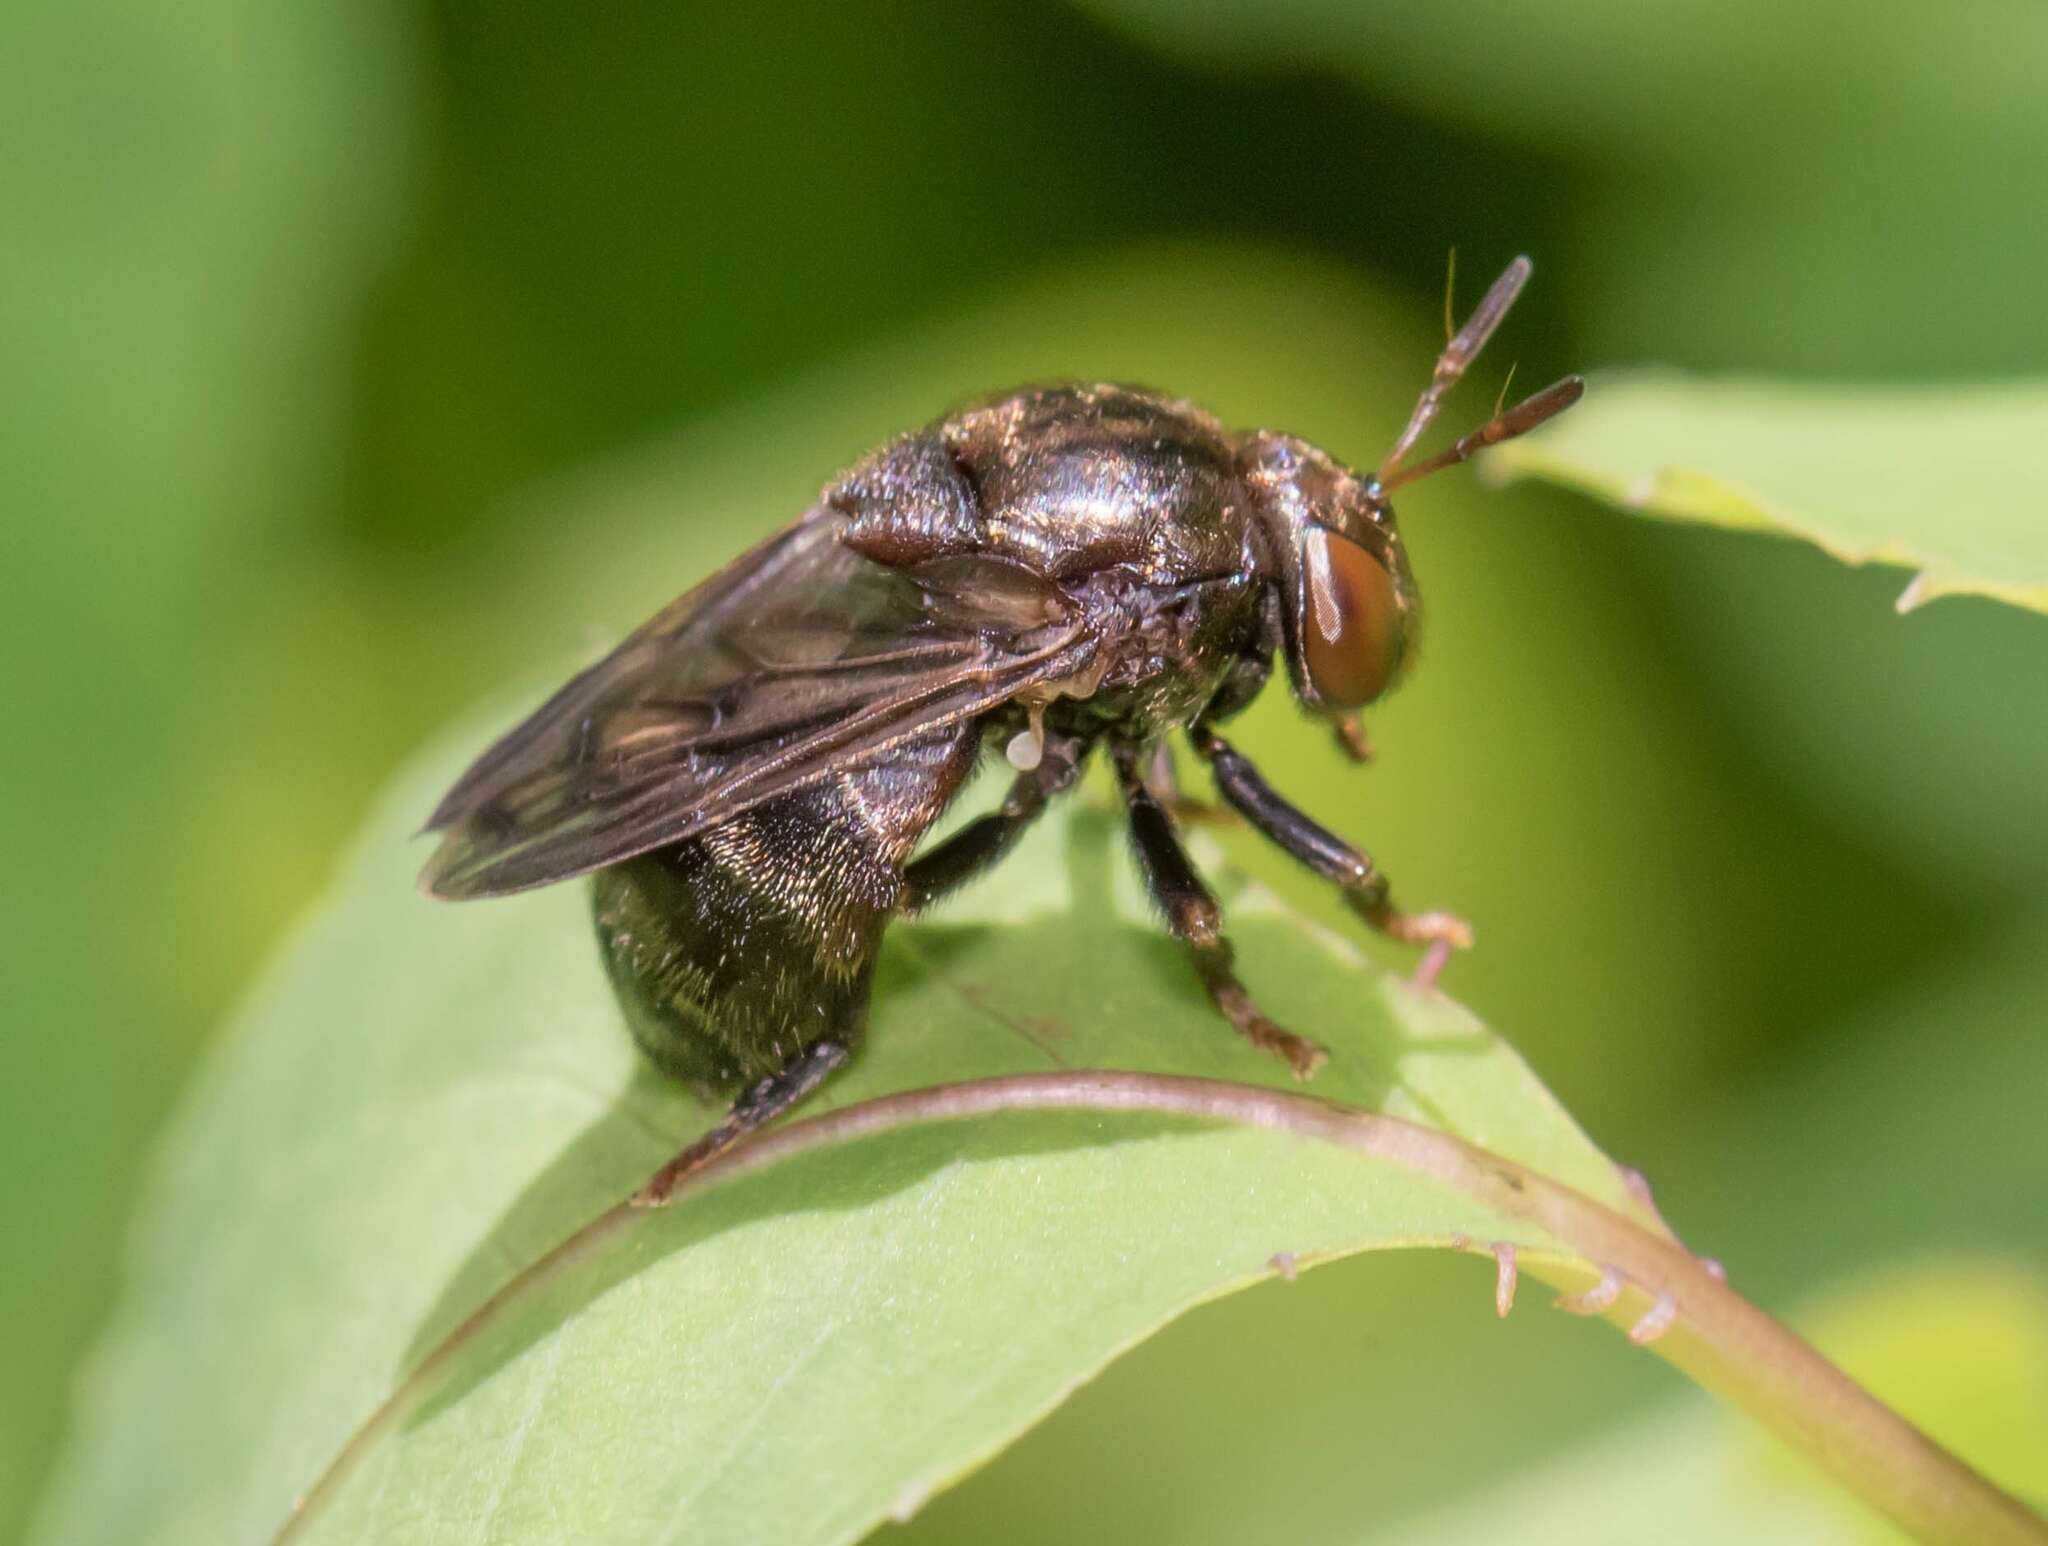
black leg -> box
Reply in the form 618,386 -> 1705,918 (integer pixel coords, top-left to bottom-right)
900,731 -> 1091,913
1189,725 -> 1470,951
633,1038 -> 851,1205
1113,743 -> 1326,1079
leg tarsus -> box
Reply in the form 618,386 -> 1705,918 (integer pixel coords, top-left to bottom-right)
1189,939 -> 1328,1079
1367,903 -> 1473,951
1114,743 -> 1327,1079
633,1038 -> 851,1206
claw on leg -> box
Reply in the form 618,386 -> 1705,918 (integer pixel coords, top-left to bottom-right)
1411,938 -> 1454,992
1202,966 -> 1328,1079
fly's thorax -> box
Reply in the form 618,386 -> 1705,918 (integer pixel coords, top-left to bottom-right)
934,384 -> 1258,584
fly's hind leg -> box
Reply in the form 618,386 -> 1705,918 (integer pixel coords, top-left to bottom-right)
607,724 -> 979,1208
1113,742 -> 1326,1080
633,1038 -> 851,1206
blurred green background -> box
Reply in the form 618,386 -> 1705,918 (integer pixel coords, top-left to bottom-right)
6,1 -> 2045,1540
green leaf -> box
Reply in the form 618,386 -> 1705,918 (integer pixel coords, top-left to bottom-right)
31,729 -> 1637,1546
1486,372 -> 2048,615
34,731 -> 2039,1546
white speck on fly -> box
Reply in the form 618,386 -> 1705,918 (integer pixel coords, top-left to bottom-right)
1006,727 -> 1044,772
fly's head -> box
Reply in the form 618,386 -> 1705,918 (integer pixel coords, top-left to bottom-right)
1241,255 -> 1584,722
1239,434 -> 1417,714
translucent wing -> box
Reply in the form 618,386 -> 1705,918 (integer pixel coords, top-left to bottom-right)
419,508 -> 1093,898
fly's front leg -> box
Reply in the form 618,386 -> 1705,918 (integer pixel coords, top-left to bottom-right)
633,1039 -> 851,1206
900,730 -> 1092,913
1189,726 -> 1472,957
1113,743 -> 1326,1079
1331,714 -> 1374,764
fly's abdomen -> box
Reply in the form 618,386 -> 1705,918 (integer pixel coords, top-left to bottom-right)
591,723 -> 979,1091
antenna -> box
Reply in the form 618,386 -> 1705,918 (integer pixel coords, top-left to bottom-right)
1378,255 -> 1532,484
1383,375 -> 1584,491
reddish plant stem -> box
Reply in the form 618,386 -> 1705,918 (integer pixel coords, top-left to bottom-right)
272,1072 -> 2045,1546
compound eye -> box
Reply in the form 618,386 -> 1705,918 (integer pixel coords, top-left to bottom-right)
1301,527 -> 1404,708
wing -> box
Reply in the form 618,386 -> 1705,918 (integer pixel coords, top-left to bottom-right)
419,508 -> 1095,898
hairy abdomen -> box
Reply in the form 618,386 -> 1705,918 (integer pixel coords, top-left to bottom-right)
591,724 -> 979,1092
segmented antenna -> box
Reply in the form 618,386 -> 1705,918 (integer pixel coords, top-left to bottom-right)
1379,256 -> 1531,484
1383,376 -> 1584,491
1376,254 -> 1583,490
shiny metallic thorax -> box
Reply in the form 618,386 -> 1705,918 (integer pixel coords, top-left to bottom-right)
832,382 -> 1418,734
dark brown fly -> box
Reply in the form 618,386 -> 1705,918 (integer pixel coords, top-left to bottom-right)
420,256 -> 1582,1199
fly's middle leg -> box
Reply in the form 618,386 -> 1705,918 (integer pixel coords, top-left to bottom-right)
1113,742 -> 1326,1079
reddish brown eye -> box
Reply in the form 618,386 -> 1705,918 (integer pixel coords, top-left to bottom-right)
1301,527 -> 1404,708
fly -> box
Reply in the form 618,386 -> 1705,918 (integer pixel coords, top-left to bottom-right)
420,256 -> 1582,1196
